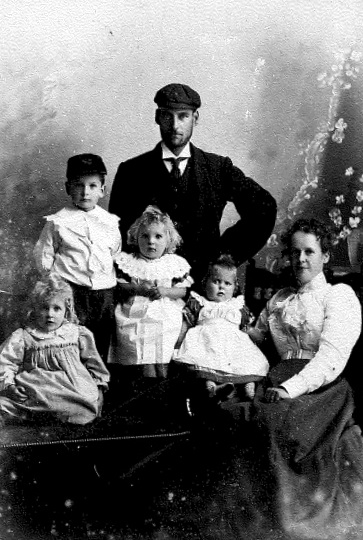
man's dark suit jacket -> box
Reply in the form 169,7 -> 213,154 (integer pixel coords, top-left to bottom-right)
109,143 -> 277,281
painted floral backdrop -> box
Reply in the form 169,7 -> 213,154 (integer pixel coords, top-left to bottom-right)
263,48 -> 363,274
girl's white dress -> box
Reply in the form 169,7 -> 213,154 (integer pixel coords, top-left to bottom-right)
174,291 -> 269,383
108,252 -> 193,370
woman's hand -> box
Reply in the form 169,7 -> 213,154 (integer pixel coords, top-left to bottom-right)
2,384 -> 28,402
264,386 -> 290,403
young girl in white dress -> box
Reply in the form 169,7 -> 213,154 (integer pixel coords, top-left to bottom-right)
107,206 -> 193,386
0,275 -> 110,425
173,254 -> 269,402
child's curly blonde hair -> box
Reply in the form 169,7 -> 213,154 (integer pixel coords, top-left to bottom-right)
28,274 -> 78,324
127,205 -> 182,254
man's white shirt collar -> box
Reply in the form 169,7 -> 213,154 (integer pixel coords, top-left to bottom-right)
161,142 -> 191,175
161,141 -> 191,160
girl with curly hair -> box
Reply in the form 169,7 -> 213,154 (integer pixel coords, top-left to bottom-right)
0,274 -> 109,425
108,206 -> 193,386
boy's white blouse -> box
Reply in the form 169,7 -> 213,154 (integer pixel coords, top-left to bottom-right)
253,272 -> 361,399
33,206 -> 122,289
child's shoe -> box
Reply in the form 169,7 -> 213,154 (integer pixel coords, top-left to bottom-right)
205,380 -> 217,397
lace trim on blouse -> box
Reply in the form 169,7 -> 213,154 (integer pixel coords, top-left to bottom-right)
267,273 -> 330,332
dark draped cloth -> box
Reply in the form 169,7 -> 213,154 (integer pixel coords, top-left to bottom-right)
2,373 -> 363,540
125,372 -> 363,540
251,376 -> 363,539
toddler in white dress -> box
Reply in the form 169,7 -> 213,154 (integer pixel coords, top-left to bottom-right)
108,206 -> 193,384
173,254 -> 269,402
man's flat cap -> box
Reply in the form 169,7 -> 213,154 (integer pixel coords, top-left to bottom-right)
66,154 -> 107,180
154,83 -> 201,110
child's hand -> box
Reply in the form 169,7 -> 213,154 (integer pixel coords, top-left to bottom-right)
264,387 -> 290,403
150,285 -> 167,300
137,280 -> 158,297
3,384 -> 28,402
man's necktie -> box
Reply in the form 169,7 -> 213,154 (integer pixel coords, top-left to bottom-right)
166,157 -> 187,193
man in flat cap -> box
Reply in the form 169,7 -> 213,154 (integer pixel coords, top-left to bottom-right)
109,83 -> 277,282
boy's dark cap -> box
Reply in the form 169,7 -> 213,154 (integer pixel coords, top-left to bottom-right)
66,154 -> 107,180
154,83 -> 201,110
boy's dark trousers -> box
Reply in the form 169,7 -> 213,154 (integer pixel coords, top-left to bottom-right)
70,284 -> 115,363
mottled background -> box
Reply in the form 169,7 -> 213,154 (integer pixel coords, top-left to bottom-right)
1,0 -> 363,337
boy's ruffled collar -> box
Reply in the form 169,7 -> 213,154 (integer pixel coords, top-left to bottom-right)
44,206 -> 119,227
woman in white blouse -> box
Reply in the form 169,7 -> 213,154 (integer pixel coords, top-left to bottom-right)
250,218 -> 361,400
248,218 -> 363,539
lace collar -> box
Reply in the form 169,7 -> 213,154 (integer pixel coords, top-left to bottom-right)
115,252 -> 191,281
191,291 -> 245,308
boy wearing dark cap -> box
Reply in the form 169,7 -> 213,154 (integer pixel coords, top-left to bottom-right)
109,83 -> 277,284
34,153 -> 122,362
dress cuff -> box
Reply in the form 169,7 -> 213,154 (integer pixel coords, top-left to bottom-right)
280,373 -> 308,399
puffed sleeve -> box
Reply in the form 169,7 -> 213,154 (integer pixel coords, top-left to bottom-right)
282,284 -> 361,399
0,329 -> 25,391
33,220 -> 58,275
78,326 -> 110,389
171,258 -> 194,288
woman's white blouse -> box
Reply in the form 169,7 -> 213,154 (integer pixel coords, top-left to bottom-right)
254,272 -> 361,398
